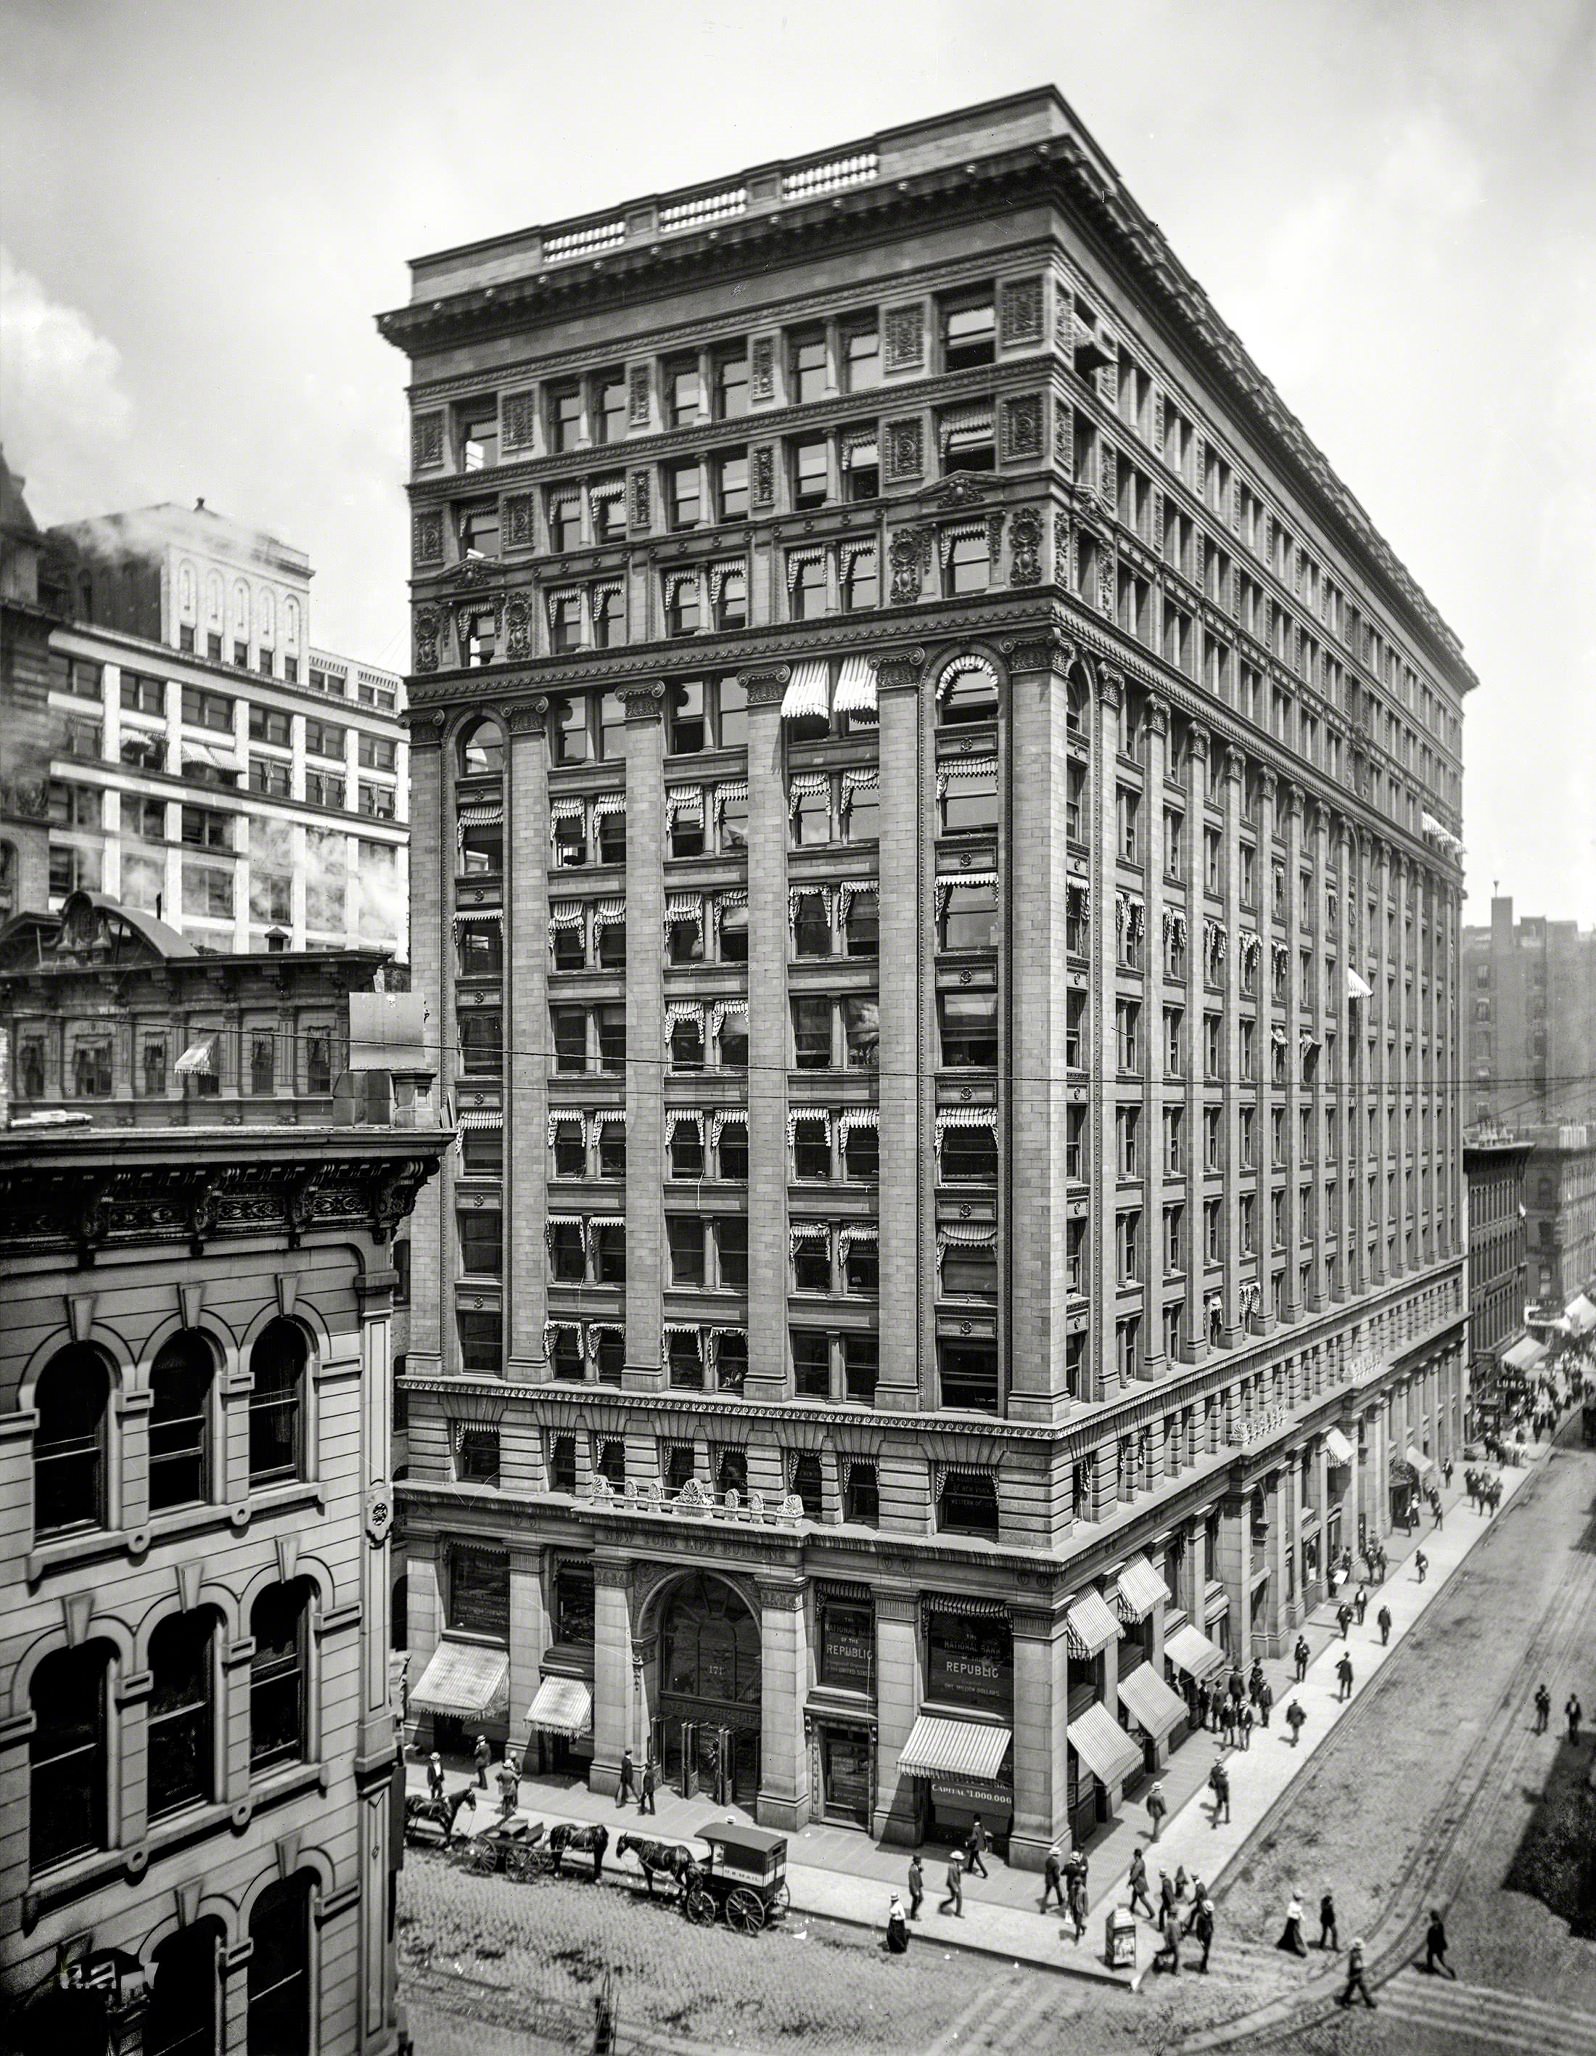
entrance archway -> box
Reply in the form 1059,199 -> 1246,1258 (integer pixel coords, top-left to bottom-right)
652,1573 -> 761,1805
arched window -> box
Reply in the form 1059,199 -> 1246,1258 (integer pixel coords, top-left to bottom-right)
30,1643 -> 110,1872
33,1343 -> 110,1535
248,1874 -> 312,2055
147,1918 -> 223,2056
148,1611 -> 215,1818
250,1581 -> 310,1772
457,715 -> 504,777
149,1332 -> 213,1512
938,661 -> 999,727
248,1321 -> 307,1486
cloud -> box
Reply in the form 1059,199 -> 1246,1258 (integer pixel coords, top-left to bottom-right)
0,247 -> 133,516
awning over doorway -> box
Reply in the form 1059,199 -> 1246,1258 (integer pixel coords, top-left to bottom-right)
525,1675 -> 592,1736
1323,1426 -> 1355,1467
1163,1623 -> 1227,1684
895,1714 -> 1011,1782
1065,1589 -> 1121,1659
1066,1702 -> 1143,1788
408,1640 -> 510,1720
1117,1665 -> 1188,1744
1503,1335 -> 1547,1374
1112,1555 -> 1168,1624
1405,1445 -> 1435,1483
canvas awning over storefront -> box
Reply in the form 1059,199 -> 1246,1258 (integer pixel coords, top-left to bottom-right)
1065,1590 -> 1121,1659
525,1675 -> 592,1736
1405,1445 -> 1436,1483
408,1641 -> 510,1721
1503,1335 -> 1547,1374
1323,1426 -> 1355,1466
1163,1623 -> 1227,1684
895,1715 -> 1011,1782
1066,1702 -> 1143,1788
1117,1665 -> 1188,1744
1113,1555 -> 1168,1623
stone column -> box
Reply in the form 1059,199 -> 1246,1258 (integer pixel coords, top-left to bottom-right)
589,1558 -> 635,1795
1213,1493 -> 1251,1670
1283,784 -> 1306,1321
219,1940 -> 253,2054
508,1545 -> 548,1760
1370,839 -> 1392,1286
756,1578 -> 811,1829
622,687 -> 666,1391
1182,725 -> 1210,1357
1005,625 -> 1080,1418
742,668 -> 791,1403
1009,1605 -> 1070,1870
1139,694 -> 1168,1377
1307,801 -> 1331,1312
1392,852 -> 1410,1278
506,696 -> 550,1380
1348,830 -> 1370,1299
872,1588 -> 922,1846
875,649 -> 928,1412
1259,1468 -> 1287,1655
1090,665 -> 1123,1399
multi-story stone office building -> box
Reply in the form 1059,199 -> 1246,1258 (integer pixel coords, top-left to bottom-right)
380,88 -> 1473,1866
0,1086 -> 445,2051
1462,1128 -> 1535,1424
1462,896 -> 1596,1131
0,471 -> 409,956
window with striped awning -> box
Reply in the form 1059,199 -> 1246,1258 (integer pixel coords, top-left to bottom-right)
787,1107 -> 831,1145
833,652 -> 877,716
781,658 -> 829,719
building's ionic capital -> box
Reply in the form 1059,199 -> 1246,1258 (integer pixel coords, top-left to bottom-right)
739,664 -> 792,707
591,1558 -> 634,1591
873,647 -> 927,695
1189,720 -> 1210,761
1255,766 -> 1277,806
998,624 -> 1075,678
506,695 -> 549,737
1222,743 -> 1245,784
620,682 -> 666,723
755,1579 -> 807,1613
1098,662 -> 1124,711
1285,780 -> 1306,820
1143,691 -> 1170,738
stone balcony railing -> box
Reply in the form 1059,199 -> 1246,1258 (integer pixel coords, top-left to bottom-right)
587,1473 -> 808,1527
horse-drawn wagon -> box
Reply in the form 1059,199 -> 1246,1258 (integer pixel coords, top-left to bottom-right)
680,1823 -> 790,1934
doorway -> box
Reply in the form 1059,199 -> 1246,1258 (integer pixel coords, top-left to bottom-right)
652,1574 -> 761,1806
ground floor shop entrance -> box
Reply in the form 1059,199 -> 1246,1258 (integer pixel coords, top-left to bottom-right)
651,1573 -> 761,1807
815,1723 -> 873,1828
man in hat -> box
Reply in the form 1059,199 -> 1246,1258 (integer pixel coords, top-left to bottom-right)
937,1849 -> 965,1918
1337,1937 -> 1377,2008
964,1814 -> 991,1879
907,1852 -> 924,1920
1128,1844 -> 1155,1919
639,1753 -> 657,1814
427,1750 -> 445,1803
1377,1604 -> 1393,1647
1293,1634 -> 1311,1683
472,1734 -> 491,1789
1424,1908 -> 1456,1979
1188,1896 -> 1216,1972
1318,1888 -> 1339,1952
1041,1846 -> 1066,1912
1533,1682 -> 1552,1734
1147,1779 -> 1168,1840
616,1746 -> 637,1807
1336,1652 -> 1355,1702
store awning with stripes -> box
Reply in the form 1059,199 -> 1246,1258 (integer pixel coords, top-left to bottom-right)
1405,1445 -> 1435,1483
175,1034 -> 218,1077
1503,1335 -> 1547,1373
1117,1664 -> 1188,1744
1113,1555 -> 1168,1624
1323,1426 -> 1355,1467
895,1714 -> 1011,1782
1067,1702 -> 1143,1788
526,1675 -> 593,1737
1066,1590 -> 1121,1659
781,658 -> 829,721
1163,1622 -> 1227,1684
408,1640 -> 510,1720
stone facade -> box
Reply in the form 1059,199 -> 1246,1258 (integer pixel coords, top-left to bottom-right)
0,1122 -> 444,2052
381,88 -> 1473,1867
1463,896 -> 1596,1132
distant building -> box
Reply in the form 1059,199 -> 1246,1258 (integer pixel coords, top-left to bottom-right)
1523,1124 -> 1596,1330
1462,896 -> 1596,1130
0,1039 -> 446,2051
0,457 -> 410,956
1462,1128 -> 1535,1424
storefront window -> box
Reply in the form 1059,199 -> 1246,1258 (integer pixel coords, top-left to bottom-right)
924,1609 -> 1011,1714
449,1547 -> 510,1638
555,1563 -> 595,1644
817,1597 -> 874,1691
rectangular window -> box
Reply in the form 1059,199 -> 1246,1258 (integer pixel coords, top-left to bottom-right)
791,437 -> 828,510
943,293 -> 995,369
182,684 -> 234,732
938,984 -> 998,1068
789,327 -> 827,404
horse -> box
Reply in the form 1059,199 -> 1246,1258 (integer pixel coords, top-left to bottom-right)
405,1784 -> 477,1845
548,1820 -> 609,1880
615,1833 -> 701,1900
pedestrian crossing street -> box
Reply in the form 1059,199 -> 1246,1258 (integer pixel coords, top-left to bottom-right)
1200,1932 -> 1323,2002
1370,1972 -> 1596,2055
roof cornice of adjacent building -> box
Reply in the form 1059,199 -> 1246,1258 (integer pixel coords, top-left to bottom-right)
376,88 -> 1473,690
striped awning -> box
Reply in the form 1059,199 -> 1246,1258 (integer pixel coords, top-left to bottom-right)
1117,1664 -> 1187,1744
1405,1445 -> 1435,1483
781,658 -> 829,721
1323,1426 -> 1355,1466
1067,1702 -> 1143,1788
1113,1555 -> 1168,1624
526,1674 -> 592,1736
409,1640 -> 510,1720
1163,1622 -> 1227,1684
175,1035 -> 218,1076
457,1109 -> 503,1130
895,1714 -> 1011,1781
1066,1590 -> 1121,1659
834,653 -> 877,716
1503,1335 -> 1547,1373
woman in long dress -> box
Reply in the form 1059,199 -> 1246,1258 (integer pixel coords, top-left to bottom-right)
1276,1891 -> 1308,1956
885,1892 -> 909,1953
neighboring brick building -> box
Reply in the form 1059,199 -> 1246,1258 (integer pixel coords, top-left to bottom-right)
1,482 -> 409,957
378,87 -> 1474,1866
1462,1128 -> 1535,1425
1462,897 -> 1596,1130
0,1097 -> 445,2050
1524,1124 -> 1596,1324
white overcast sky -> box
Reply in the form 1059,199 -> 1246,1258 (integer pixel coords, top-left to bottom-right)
2,0 -> 1593,923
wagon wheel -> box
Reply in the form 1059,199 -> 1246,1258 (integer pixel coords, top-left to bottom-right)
685,1887 -> 717,1926
726,1888 -> 765,1934
768,1880 -> 791,1919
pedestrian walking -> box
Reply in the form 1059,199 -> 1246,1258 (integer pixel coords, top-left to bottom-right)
1195,1681 -> 1211,1732
964,1814 -> 991,1880
1041,1848 -> 1065,1911
884,1893 -> 909,1954
1533,1682 -> 1551,1734
1240,1702 -> 1255,1750
1354,1586 -> 1368,1627
1336,1653 -> 1354,1702
1377,1604 -> 1392,1646
639,1755 -> 657,1813
1443,1458 -> 1454,1490
1337,1937 -> 1378,2009
472,1734 -> 491,1790
427,1750 -> 445,1802
616,1747 -> 637,1806
1319,1890 -> 1339,1951
1228,1665 -> 1246,1709
1159,1869 -> 1177,1922
1067,1858 -> 1088,1942
1567,1692 -> 1583,1744
1294,1634 -> 1311,1683
1128,1845 -> 1155,1919
937,1851 -> 964,1917
907,1853 -> 924,1918
1154,1906 -> 1182,1975
1337,1602 -> 1353,1641
495,1754 -> 519,1820
1414,1549 -> 1429,1585
1258,1680 -> 1274,1730
1275,1891 -> 1308,1957
1174,1864 -> 1190,1901
1424,1909 -> 1456,1979
1189,1896 -> 1216,1972
1248,1658 -> 1265,1706
1285,1698 -> 1307,1747
1211,1763 -> 1231,1824
1147,1779 -> 1167,1839
1433,1497 -> 1445,1532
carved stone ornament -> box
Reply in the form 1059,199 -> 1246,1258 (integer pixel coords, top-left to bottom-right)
1001,626 -> 1075,677
1189,721 -> 1210,760
1001,394 -> 1043,461
628,470 -> 651,532
411,413 -> 444,470
1054,400 -> 1074,476
874,647 -> 926,695
503,494 -> 535,550
1098,663 -> 1125,711
1053,521 -> 1074,591
1256,766 -> 1278,805
739,666 -> 791,707
1097,545 -> 1115,617
507,697 -> 549,736
999,276 -> 1044,346
591,1560 -> 633,1591
501,389 -> 537,451
504,594 -> 532,660
888,527 -> 929,605
1224,744 -> 1246,783
365,1485 -> 394,1546
1145,692 -> 1170,737
750,336 -> 775,402
884,420 -> 924,481
413,510 -> 444,565
628,364 -> 651,426
620,682 -> 666,721
925,472 -> 991,508
751,446 -> 775,507
1286,780 -> 1306,818
1008,506 -> 1044,587
884,304 -> 925,371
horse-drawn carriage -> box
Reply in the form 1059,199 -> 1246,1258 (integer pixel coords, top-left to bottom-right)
680,1823 -> 790,1934
404,1784 -> 478,1846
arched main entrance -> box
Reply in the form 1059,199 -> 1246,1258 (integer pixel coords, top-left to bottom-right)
652,1574 -> 761,1806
